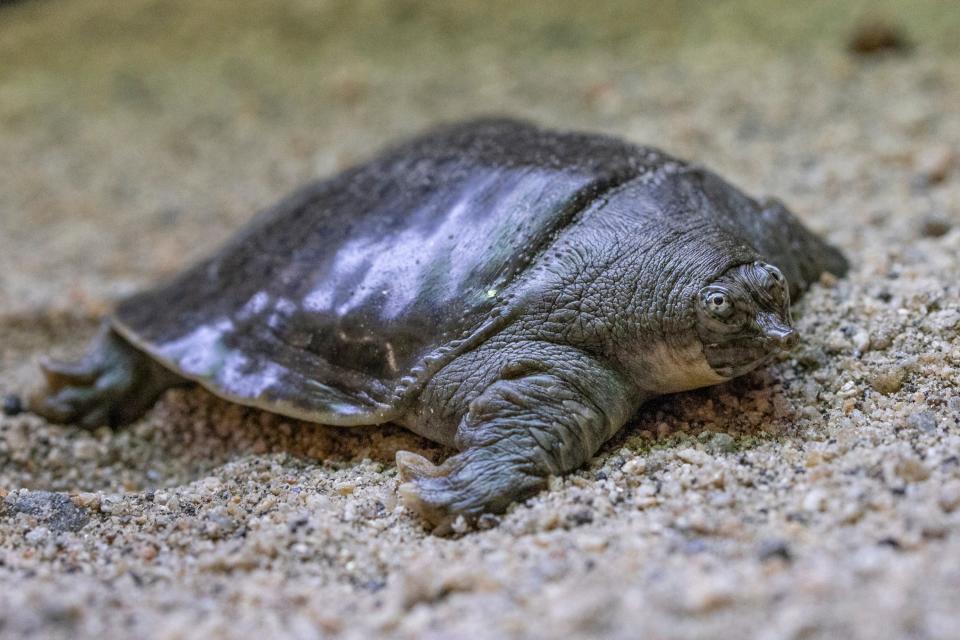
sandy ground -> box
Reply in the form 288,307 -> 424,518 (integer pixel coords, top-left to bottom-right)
1,1 -> 959,638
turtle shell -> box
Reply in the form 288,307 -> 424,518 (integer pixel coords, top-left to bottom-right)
113,119 -> 678,425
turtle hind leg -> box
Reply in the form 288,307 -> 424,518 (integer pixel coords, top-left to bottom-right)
28,323 -> 185,429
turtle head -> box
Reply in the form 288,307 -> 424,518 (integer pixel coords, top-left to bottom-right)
696,261 -> 798,379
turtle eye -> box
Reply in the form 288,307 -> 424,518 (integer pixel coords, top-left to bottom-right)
759,264 -> 786,297
762,264 -> 784,286
705,291 -> 733,318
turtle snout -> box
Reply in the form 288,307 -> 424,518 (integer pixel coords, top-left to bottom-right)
767,326 -> 799,350
758,314 -> 799,350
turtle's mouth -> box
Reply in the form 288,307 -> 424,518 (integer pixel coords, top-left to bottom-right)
702,337 -> 779,379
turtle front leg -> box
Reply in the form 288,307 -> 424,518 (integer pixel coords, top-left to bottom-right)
397,355 -> 636,532
28,322 -> 186,429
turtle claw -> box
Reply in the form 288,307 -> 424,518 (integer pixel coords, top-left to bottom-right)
396,450 -> 462,533
396,450 -> 448,480
395,448 -> 546,534
40,355 -> 100,388
397,484 -> 457,534
396,449 -> 470,532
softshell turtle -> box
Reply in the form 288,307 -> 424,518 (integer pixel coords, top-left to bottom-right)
28,119 -> 848,529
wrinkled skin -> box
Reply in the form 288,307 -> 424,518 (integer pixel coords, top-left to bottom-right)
27,119 -> 848,532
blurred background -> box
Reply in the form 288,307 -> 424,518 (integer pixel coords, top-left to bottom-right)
1,0 -> 956,317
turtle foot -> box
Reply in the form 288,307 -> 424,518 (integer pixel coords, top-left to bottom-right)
29,325 -> 180,429
396,448 -> 545,534
32,356 -> 130,429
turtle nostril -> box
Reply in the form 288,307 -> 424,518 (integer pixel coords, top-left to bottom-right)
758,311 -> 799,350
763,324 -> 799,350
768,329 -> 799,350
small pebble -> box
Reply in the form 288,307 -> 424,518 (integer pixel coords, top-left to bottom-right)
894,454 -> 930,483
915,146 -> 955,186
334,482 -> 356,496
938,481 -> 960,513
676,448 -> 710,465
757,539 -> 793,563
621,458 -> 646,475
847,18 -> 912,55
905,411 -> 937,433
802,489 -> 828,512
870,368 -> 905,394
72,493 -> 101,511
705,432 -> 737,454
138,544 -> 159,561
925,309 -> 960,332
566,509 -> 594,526
450,516 -> 469,535
683,574 -> 737,613
25,527 -> 50,544
852,329 -> 871,353
72,439 -> 100,461
634,485 -> 658,509
2,394 -> 23,417
920,215 -> 952,239
5,491 -> 89,533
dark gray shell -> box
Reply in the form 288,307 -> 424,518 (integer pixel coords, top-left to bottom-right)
113,120 -> 661,423
112,119 -> 846,425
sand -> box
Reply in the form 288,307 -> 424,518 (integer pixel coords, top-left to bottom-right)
1,1 -> 959,638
